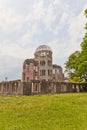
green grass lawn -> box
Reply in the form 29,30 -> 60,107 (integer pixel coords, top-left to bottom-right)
0,93 -> 87,130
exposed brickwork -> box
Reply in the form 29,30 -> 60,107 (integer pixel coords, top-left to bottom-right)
0,80 -> 87,95
22,59 -> 39,81
22,45 -> 64,82
0,80 -> 23,95
0,45 -> 86,96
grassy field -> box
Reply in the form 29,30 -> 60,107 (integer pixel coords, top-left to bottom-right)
0,93 -> 87,130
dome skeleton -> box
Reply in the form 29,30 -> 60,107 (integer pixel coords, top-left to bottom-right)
22,44 -> 64,82
35,45 -> 52,53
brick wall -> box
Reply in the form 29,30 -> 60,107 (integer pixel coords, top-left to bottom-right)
0,80 -> 87,95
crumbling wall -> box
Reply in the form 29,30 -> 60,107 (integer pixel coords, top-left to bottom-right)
0,80 -> 23,95
22,82 -> 31,95
0,80 -> 87,95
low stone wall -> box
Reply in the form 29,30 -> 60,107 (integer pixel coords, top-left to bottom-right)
0,80 -> 87,95
22,82 -> 32,95
40,81 -> 87,94
22,81 -> 87,95
0,80 -> 23,95
22,80 -> 41,95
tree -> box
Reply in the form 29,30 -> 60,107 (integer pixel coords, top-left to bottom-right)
65,51 -> 82,82
65,9 -> 87,82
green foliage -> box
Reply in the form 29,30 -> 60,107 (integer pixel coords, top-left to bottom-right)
84,9 -> 87,17
70,76 -> 82,83
0,94 -> 87,130
65,9 -> 87,82
65,51 -> 81,82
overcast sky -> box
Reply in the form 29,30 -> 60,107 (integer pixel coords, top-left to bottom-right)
0,0 -> 87,81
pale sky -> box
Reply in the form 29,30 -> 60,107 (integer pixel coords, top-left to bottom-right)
0,0 -> 87,81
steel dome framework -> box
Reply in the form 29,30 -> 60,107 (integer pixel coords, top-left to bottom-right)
35,45 -> 52,53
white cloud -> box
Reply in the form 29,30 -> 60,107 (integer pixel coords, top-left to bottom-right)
0,55 -> 22,81
18,23 -> 39,46
0,0 -> 86,80
53,12 -> 69,34
0,5 -> 23,32
47,3 -> 87,66
43,2 -> 57,29
0,41 -> 35,59
53,0 -> 61,5
68,11 -> 86,40
25,0 -> 45,23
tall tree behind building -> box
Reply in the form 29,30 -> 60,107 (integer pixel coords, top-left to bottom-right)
65,9 -> 87,83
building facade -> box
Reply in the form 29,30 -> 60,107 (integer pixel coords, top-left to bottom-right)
22,45 -> 64,82
0,80 -> 87,95
0,45 -> 87,96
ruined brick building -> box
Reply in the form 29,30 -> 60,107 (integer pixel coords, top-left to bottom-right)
0,45 -> 87,95
22,45 -> 64,82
